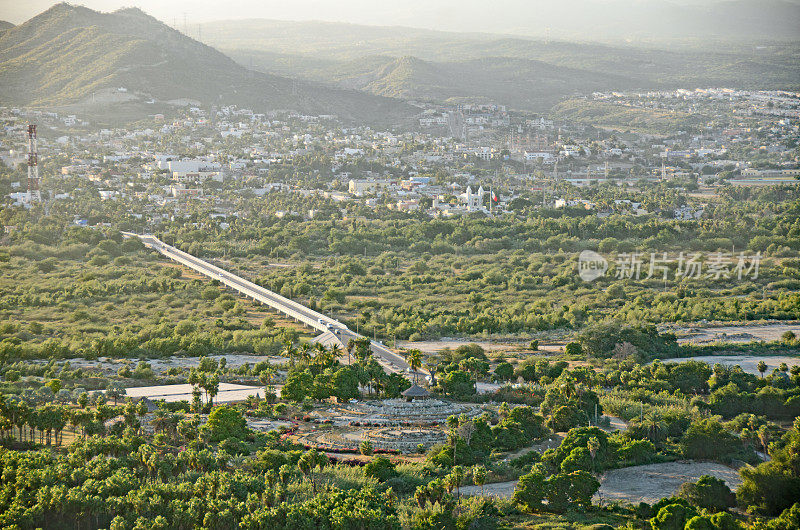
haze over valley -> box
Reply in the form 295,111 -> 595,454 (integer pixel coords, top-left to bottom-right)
0,2 -> 798,529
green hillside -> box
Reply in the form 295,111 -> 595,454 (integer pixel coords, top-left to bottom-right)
0,4 -> 415,124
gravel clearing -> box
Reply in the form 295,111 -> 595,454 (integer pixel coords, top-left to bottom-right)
594,461 -> 742,505
461,460 -> 742,505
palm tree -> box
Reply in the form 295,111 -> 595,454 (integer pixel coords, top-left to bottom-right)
107,383 -> 124,406
206,374 -> 219,407
643,412 -> 667,443
282,339 -> 296,368
71,409 -> 90,439
450,465 -> 465,499
560,378 -> 577,399
368,363 -> 384,397
13,403 -> 29,443
353,338 -> 372,365
298,449 -> 327,493
314,344 -> 334,367
259,366 -> 276,390
472,465 -> 487,495
298,343 -> 312,365
757,360 -> 767,379
152,409 -> 171,436
346,340 -> 354,365
407,349 -> 422,384
52,405 -> 67,446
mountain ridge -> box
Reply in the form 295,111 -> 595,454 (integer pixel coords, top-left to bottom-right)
0,4 -> 416,124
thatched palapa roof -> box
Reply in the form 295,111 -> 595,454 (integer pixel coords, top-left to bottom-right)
401,384 -> 430,398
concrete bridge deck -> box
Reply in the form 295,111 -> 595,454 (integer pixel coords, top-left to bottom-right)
123,233 -> 415,375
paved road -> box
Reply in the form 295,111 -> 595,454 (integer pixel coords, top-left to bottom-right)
125,233 -> 413,375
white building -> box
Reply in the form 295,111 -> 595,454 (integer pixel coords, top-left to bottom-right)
524,151 -> 555,163
348,179 -> 390,196
461,186 -> 486,212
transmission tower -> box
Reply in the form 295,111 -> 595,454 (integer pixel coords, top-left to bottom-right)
26,124 -> 41,203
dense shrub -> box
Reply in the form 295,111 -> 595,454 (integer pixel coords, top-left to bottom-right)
678,475 -> 736,512
363,456 -> 398,482
680,419 -> 743,461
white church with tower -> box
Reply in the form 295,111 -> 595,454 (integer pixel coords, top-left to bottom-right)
462,185 -> 486,212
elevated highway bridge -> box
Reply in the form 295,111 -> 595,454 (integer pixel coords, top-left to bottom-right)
123,233 -> 415,376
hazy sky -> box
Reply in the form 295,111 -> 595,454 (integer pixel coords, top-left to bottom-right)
0,0 -> 744,26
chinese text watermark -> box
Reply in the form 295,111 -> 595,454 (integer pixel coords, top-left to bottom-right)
578,251 -> 761,282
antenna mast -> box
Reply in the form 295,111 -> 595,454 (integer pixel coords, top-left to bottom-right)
26,124 -> 41,203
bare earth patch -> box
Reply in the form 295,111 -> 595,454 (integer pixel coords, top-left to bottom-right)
595,461 -> 742,505
461,460 -> 742,504
656,354 -> 799,376
672,322 -> 800,345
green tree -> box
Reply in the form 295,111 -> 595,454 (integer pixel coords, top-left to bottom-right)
360,439 -> 374,456
493,362 -> 514,382
473,465 -> 487,495
45,379 -> 62,394
680,418 -> 741,460
205,405 -> 247,442
737,419 -> 800,515
757,361 -> 768,379
364,456 -> 398,482
650,503 -> 699,530
440,370 -> 475,398
282,369 -> 314,402
331,367 -> 360,402
407,349 -> 422,384
678,475 -> 736,512
297,448 -> 328,493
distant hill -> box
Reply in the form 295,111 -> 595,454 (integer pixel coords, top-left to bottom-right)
0,21 -> 13,32
200,0 -> 799,44
0,4 -> 415,124
218,20 -> 799,112
240,53 -> 641,110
